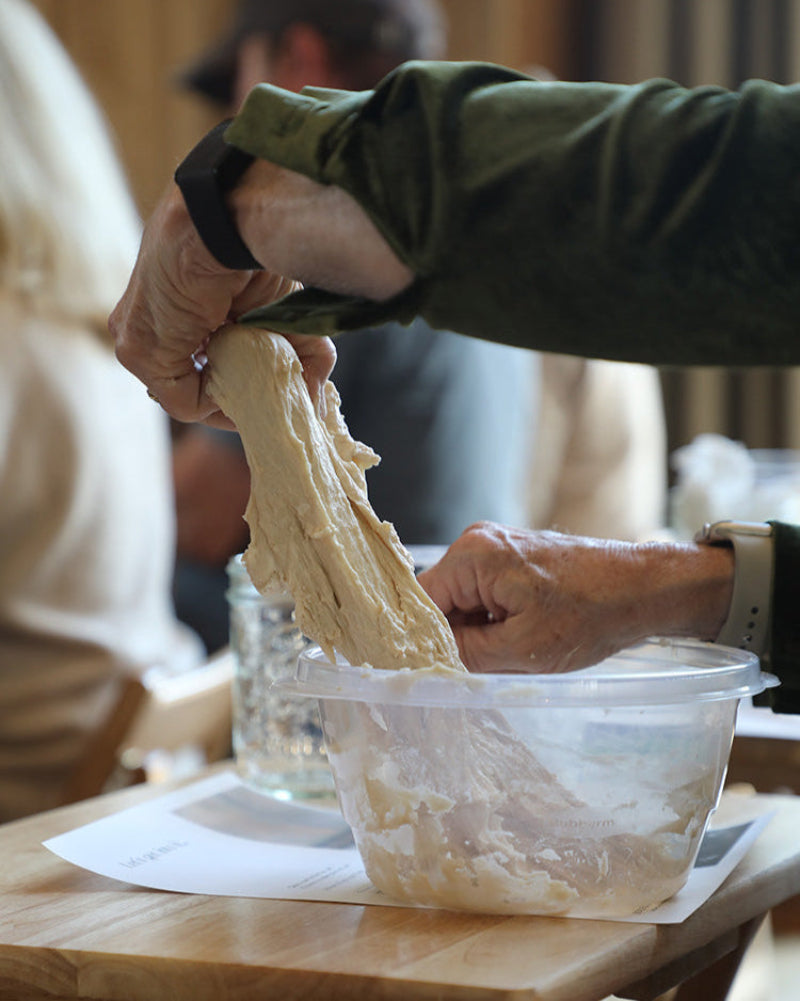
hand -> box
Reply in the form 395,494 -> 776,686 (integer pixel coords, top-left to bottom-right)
109,182 -> 336,424
418,522 -> 735,674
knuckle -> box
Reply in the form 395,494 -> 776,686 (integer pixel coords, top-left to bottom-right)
114,337 -> 134,369
459,521 -> 497,550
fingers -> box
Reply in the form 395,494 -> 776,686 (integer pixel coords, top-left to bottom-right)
150,371 -> 215,424
419,522 -> 637,676
113,322 -> 219,423
283,333 -> 337,407
229,271 -> 298,316
450,620 -> 516,674
418,522 -> 511,619
111,301 -> 212,422
109,187 -> 237,420
109,183 -> 323,425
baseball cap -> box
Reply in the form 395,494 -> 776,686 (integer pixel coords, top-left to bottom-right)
180,0 -> 445,105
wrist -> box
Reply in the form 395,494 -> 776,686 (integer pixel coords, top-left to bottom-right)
633,540 -> 735,641
228,159 -> 301,276
162,184 -> 261,306
164,184 -> 232,274
231,160 -> 414,300
174,120 -> 263,271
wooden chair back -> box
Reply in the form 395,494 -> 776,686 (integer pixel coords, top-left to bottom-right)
61,649 -> 234,805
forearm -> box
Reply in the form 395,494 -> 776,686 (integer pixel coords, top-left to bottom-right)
227,65 -> 800,365
652,522 -> 800,714
420,524 -> 736,674
230,159 -> 412,300
632,541 -> 734,642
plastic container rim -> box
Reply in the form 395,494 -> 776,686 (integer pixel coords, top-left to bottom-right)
278,638 -> 778,709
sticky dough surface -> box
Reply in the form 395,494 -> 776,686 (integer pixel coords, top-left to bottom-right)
322,697 -> 713,917
207,326 -> 464,673
207,326 -> 711,918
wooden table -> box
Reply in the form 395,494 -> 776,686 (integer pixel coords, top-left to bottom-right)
1,775 -> 799,1001
730,704 -> 800,796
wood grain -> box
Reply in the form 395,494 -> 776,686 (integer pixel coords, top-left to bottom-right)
29,0 -> 233,215
28,0 -> 573,217
0,774 -> 798,1001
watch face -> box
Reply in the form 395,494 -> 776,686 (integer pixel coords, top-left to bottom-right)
712,521 -> 773,541
695,520 -> 772,545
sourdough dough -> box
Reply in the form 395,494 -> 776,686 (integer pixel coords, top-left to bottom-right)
206,325 -> 464,673
322,697 -> 713,916
207,325 -> 710,918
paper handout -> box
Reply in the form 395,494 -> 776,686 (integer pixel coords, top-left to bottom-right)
44,770 -> 773,923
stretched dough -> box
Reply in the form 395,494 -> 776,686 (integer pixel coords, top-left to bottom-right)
207,326 -> 706,918
206,325 -> 464,673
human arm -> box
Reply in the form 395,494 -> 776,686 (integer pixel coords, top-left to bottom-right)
417,522 -> 735,674
229,63 -> 800,366
419,520 -> 800,713
112,63 -> 800,413
109,164 -> 405,422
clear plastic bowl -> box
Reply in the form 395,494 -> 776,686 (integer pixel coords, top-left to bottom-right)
282,640 -> 777,917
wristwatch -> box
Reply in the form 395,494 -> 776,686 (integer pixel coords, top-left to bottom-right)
694,520 -> 774,655
174,119 -> 263,271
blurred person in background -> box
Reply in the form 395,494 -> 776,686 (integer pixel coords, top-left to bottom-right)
0,0 -> 203,821
171,0 -> 667,653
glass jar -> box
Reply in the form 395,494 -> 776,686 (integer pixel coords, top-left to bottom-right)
226,554 -> 334,800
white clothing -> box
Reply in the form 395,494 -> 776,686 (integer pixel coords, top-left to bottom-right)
527,356 -> 666,541
0,296 -> 202,821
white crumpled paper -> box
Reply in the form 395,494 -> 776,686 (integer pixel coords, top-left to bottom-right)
671,434 -> 800,539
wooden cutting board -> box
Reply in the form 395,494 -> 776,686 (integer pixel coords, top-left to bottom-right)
0,768 -> 798,1001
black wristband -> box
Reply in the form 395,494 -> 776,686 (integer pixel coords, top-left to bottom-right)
174,119 -> 263,271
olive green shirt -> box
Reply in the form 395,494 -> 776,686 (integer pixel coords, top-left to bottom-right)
226,61 -> 800,711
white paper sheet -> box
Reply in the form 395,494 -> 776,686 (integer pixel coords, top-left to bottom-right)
737,700 -> 800,740
43,771 -> 773,924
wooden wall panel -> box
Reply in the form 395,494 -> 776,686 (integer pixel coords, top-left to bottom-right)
440,0 -> 575,77
29,0 -> 573,215
29,0 -> 234,214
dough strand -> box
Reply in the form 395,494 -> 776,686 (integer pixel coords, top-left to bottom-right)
206,325 -> 464,673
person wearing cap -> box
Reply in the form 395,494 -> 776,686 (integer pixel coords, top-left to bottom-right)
181,0 -> 445,106
169,0 -> 665,653
110,58 -> 800,712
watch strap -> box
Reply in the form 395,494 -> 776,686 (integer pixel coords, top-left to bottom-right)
174,120 -> 263,271
695,521 -> 773,655
768,520 -> 800,712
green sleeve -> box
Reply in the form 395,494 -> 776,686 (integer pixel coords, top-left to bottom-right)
768,522 -> 800,713
226,61 -> 800,366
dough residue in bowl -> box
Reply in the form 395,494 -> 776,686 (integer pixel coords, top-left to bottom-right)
207,325 -> 711,917
324,701 -> 715,917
